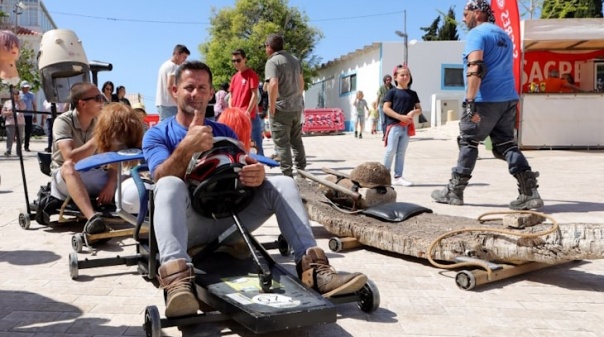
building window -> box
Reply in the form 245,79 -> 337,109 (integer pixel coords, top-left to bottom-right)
441,64 -> 464,90
340,73 -> 356,95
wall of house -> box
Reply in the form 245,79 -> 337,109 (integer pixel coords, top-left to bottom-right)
307,40 -> 466,131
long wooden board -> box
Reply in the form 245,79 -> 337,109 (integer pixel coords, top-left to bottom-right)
297,179 -> 604,264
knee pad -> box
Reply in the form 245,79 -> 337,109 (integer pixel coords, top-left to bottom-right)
458,137 -> 480,149
492,140 -> 518,160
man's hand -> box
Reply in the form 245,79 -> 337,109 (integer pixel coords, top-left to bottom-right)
183,113 -> 214,154
239,155 -> 265,187
462,100 -> 481,123
96,176 -> 117,205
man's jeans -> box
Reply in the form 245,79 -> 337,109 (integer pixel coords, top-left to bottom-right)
157,106 -> 178,121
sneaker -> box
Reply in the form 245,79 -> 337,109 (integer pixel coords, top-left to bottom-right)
158,259 -> 199,317
354,131 -> 358,138
83,214 -> 109,234
297,247 -> 367,297
392,177 -> 413,187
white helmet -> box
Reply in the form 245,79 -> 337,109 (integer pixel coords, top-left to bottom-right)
116,177 -> 152,214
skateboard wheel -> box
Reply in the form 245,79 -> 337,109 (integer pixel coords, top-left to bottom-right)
455,270 -> 476,290
18,212 -> 31,230
71,233 -> 84,253
144,305 -> 162,337
328,237 -> 342,252
277,234 -> 292,256
69,251 -> 79,280
357,279 -> 380,313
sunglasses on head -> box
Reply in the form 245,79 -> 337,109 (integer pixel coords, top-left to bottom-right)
231,58 -> 242,63
81,94 -> 105,103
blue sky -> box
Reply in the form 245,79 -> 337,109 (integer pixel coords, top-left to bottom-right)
43,0 -> 467,113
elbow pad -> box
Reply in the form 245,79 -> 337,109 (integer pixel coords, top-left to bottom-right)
467,60 -> 487,79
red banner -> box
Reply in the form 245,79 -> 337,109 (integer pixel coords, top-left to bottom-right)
491,0 -> 522,94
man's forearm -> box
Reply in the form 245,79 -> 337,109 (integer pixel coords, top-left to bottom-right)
466,75 -> 481,100
70,138 -> 97,163
153,144 -> 193,181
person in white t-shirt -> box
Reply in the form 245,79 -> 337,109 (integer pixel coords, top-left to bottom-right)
155,44 -> 190,120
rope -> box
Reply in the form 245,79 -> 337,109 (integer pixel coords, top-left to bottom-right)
426,210 -> 559,278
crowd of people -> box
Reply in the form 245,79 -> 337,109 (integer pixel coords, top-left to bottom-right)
0,0 -> 547,320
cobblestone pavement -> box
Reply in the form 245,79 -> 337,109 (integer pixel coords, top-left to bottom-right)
1,124 -> 603,337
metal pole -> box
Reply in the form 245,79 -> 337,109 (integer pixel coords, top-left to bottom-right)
403,10 -> 408,66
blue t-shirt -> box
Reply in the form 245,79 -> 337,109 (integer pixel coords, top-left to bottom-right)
20,91 -> 35,117
463,23 -> 518,102
383,88 -> 420,126
143,116 -> 238,177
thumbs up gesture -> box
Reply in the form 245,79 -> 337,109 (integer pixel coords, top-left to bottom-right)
182,109 -> 213,154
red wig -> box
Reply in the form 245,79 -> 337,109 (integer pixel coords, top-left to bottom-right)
217,107 -> 252,151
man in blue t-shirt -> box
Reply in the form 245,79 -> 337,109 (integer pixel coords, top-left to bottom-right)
143,60 -> 367,318
19,81 -> 37,152
432,0 -> 543,211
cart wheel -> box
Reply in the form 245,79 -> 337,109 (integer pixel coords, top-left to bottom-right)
328,237 -> 342,252
143,305 -> 162,337
71,233 -> 84,253
357,279 -> 380,313
18,212 -> 31,230
69,251 -> 79,280
455,270 -> 476,290
277,234 -> 292,256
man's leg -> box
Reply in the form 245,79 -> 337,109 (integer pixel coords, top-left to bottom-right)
251,115 -> 264,156
378,106 -> 386,137
290,110 -> 306,171
270,110 -> 294,177
24,116 -> 33,151
490,101 -> 543,210
158,106 -> 178,121
235,176 -> 367,297
5,125 -> 15,154
153,176 -> 199,317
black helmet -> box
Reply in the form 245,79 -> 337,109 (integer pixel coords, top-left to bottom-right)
185,137 -> 254,218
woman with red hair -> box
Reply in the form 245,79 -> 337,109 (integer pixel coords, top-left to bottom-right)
217,107 -> 252,152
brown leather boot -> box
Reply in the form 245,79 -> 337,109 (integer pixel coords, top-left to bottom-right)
296,247 -> 367,297
158,258 -> 199,318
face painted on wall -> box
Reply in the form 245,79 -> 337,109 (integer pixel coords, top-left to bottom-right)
0,30 -> 21,85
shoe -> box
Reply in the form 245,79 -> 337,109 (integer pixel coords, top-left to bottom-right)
3,152 -> 9,156
354,131 -> 358,138
158,258 -> 199,318
24,148 -> 30,152
44,148 -> 51,152
83,214 -> 109,234
359,133 -> 363,139
431,173 -> 471,206
392,177 -> 413,187
509,171 -> 544,210
297,247 -> 367,297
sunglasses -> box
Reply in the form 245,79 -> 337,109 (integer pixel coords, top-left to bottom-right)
231,59 -> 242,63
81,94 -> 105,103
104,87 -> 113,91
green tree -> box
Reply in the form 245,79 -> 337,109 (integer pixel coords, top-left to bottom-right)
420,16 -> 440,41
541,0 -> 602,18
437,6 -> 459,41
200,0 -> 323,89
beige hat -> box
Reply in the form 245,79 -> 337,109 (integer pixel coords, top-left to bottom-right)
131,102 -> 146,112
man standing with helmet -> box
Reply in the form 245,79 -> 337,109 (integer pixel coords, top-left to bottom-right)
143,60 -> 367,318
431,0 -> 543,210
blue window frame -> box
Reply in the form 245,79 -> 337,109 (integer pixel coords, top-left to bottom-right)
339,73 -> 357,96
441,64 -> 464,91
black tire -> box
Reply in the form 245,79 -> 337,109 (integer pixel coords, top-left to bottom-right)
18,212 -> 31,230
143,305 -> 161,337
277,234 -> 292,256
357,279 -> 380,313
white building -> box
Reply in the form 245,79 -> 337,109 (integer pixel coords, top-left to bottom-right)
307,40 -> 466,130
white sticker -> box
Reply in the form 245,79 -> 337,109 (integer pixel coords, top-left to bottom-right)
251,294 -> 301,308
226,293 -> 254,305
